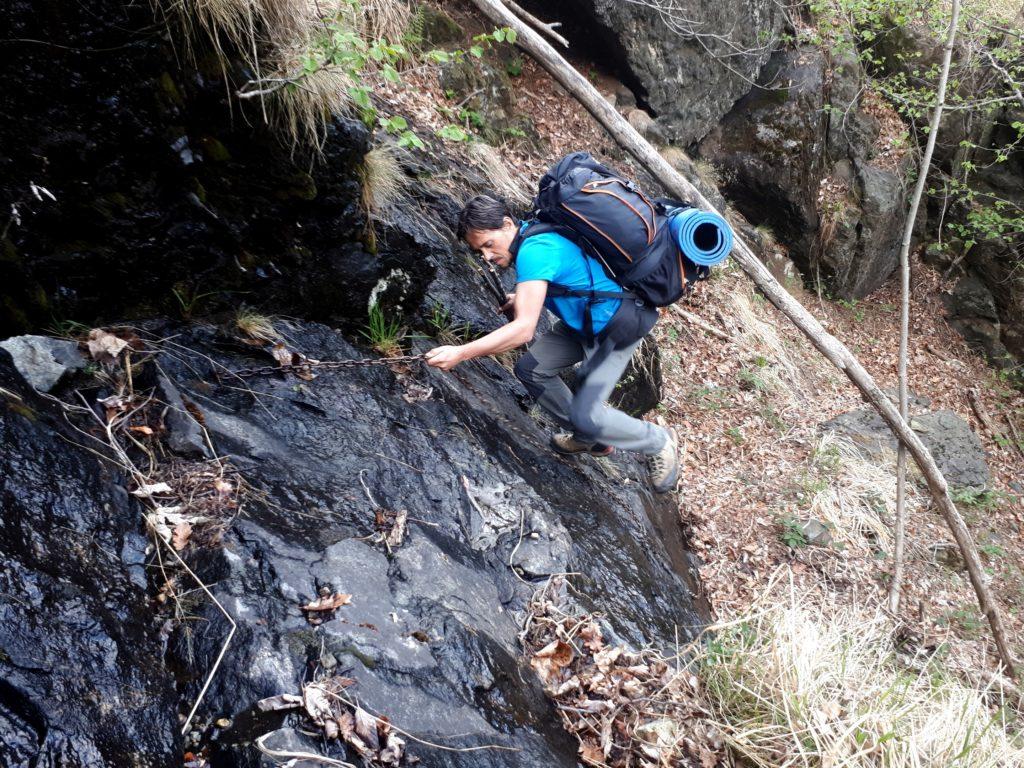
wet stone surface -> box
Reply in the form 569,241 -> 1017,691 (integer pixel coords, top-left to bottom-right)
1,315 -> 705,767
158,321 -> 705,766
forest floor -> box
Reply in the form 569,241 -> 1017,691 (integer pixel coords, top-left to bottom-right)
395,0 -> 1024,695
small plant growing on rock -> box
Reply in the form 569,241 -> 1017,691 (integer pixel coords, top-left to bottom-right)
361,303 -> 405,356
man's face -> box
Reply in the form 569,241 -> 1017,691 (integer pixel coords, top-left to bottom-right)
465,216 -> 517,269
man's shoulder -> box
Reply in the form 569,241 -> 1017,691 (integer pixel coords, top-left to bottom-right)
520,228 -> 582,258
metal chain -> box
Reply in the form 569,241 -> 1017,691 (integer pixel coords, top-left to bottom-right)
224,353 -> 426,379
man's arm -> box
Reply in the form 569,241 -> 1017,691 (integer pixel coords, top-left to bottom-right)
425,280 -> 547,371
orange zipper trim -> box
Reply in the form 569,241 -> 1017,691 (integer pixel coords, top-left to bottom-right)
561,203 -> 633,262
582,186 -> 655,245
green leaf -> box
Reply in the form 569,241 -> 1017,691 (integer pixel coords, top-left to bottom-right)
397,130 -> 425,150
382,64 -> 401,83
349,85 -> 372,110
493,28 -> 505,43
469,45 -> 484,58
505,27 -> 517,44
427,49 -> 450,63
437,124 -> 470,141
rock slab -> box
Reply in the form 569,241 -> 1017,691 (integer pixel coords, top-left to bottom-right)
0,334 -> 84,391
821,407 -> 990,489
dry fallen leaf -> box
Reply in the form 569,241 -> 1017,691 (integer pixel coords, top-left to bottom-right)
579,741 -> 605,766
301,592 -> 352,612
87,328 -> 129,363
384,510 -> 408,549
531,639 -> 575,684
129,425 -> 155,435
132,482 -> 173,498
171,521 -> 192,551
379,732 -> 405,766
302,683 -> 333,725
256,693 -> 303,712
354,706 -> 380,752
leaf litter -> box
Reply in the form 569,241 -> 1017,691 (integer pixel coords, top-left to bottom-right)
255,675 -> 416,766
522,579 -> 725,767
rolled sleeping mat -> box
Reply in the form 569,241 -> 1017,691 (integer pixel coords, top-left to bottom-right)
668,207 -> 733,267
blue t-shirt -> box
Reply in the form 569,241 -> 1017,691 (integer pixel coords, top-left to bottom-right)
514,224 -> 622,335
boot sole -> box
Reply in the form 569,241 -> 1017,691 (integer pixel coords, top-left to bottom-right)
550,439 -> 614,457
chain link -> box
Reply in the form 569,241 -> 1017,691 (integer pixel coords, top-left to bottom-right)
223,353 -> 426,379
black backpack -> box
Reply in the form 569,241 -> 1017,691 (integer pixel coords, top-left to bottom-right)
511,151 -> 709,336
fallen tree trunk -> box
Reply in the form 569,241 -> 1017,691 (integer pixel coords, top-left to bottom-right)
470,0 -> 1017,677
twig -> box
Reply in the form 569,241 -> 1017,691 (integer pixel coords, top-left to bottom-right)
671,305 -> 733,341
506,1 -> 570,47
358,469 -> 380,508
967,387 -> 1007,445
255,733 -> 357,767
1005,412 -> 1024,457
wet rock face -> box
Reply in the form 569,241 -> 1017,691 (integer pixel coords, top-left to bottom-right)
699,48 -> 909,299
522,0 -> 784,145
0,317 -> 699,767
0,355 -> 180,766
153,321 -> 702,765
0,0 -> 437,336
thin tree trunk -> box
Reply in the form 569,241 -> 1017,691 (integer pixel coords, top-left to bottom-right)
469,0 -> 1017,677
891,0 -> 962,614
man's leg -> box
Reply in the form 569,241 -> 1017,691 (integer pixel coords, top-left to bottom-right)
513,321 -> 584,429
569,336 -> 668,455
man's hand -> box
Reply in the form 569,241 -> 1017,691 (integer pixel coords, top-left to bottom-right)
497,293 -> 516,322
425,344 -> 466,371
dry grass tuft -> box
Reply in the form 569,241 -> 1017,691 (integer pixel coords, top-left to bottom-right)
361,0 -> 413,41
360,144 -> 411,219
167,0 -> 413,147
235,307 -> 280,343
466,142 -> 534,208
698,589 -> 1024,767
807,432 -> 912,549
728,288 -> 804,398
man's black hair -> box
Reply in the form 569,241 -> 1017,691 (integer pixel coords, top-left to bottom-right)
456,195 -> 513,240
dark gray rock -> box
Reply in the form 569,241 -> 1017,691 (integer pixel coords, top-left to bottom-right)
439,58 -> 532,145
523,0 -> 784,145
144,319 -> 705,767
0,334 -> 84,391
798,518 -> 833,547
943,274 -> 1012,366
158,372 -> 211,457
698,47 -> 910,299
821,408 -> 990,490
0,356 -> 180,767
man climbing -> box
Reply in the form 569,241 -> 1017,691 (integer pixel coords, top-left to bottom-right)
424,194 -> 679,493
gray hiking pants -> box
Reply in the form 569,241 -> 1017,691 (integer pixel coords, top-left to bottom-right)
513,302 -> 668,455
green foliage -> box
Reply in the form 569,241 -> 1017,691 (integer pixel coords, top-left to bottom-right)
506,56 -> 523,77
950,487 -> 1005,512
726,426 -> 746,445
778,516 -> 809,549
804,0 -> 1024,262
737,367 -> 768,392
436,124 -> 470,142
361,303 -> 406,356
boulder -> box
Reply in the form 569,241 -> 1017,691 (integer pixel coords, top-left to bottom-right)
821,407 -> 990,490
0,334 -> 84,391
521,0 -> 784,145
698,47 -> 910,299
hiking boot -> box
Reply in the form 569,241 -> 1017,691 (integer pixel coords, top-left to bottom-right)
550,433 -> 614,457
647,427 -> 679,493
